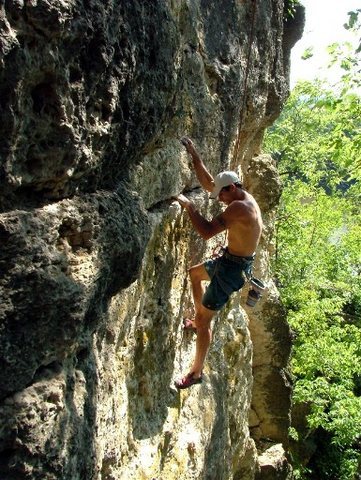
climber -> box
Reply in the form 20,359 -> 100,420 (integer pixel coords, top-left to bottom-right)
174,136 -> 263,389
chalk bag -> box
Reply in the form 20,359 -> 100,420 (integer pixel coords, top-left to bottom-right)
246,278 -> 266,307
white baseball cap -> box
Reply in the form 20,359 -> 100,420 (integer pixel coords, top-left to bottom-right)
210,171 -> 241,199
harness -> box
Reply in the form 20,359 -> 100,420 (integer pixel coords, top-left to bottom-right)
211,244 -> 254,280
209,242 -> 266,306
223,248 -> 255,264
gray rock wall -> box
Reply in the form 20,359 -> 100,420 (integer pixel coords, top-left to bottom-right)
0,1 -> 303,478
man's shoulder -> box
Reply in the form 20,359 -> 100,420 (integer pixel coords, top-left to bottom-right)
222,201 -> 246,222
224,198 -> 260,220
226,199 -> 250,212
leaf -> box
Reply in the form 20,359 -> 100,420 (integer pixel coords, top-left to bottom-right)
301,47 -> 314,60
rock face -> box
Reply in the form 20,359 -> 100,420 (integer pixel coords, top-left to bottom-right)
0,1 -> 303,479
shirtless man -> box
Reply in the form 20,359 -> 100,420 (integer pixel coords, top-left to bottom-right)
174,137 -> 263,389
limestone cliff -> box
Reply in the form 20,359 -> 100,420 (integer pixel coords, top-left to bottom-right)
0,1 -> 303,479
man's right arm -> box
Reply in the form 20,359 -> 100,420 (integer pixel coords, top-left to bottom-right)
181,137 -> 215,192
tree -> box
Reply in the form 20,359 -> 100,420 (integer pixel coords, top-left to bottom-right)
264,74 -> 361,479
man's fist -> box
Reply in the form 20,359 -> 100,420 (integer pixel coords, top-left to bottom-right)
180,136 -> 195,154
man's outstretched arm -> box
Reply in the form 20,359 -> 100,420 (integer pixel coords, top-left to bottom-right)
181,137 -> 215,193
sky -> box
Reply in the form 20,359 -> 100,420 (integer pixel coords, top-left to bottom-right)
290,0 -> 360,88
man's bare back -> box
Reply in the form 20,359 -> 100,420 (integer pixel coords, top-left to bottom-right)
220,193 -> 263,257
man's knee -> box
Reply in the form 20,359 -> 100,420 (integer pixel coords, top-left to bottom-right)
188,265 -> 198,279
195,306 -> 214,327
188,263 -> 208,282
195,318 -> 211,330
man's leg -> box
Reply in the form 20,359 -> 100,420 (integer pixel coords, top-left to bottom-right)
175,263 -> 220,388
190,306 -> 215,377
187,264 -> 215,377
187,263 -> 210,326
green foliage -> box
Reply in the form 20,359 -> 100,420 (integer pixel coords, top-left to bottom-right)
267,80 -> 361,187
344,9 -> 361,52
309,439 -> 360,480
301,47 -> 314,60
344,9 -> 360,31
284,0 -> 300,20
264,71 -> 361,478
326,12 -> 361,89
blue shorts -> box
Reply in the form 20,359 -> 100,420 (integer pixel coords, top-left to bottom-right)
202,251 -> 254,311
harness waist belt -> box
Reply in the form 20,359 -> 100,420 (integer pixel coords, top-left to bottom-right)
223,249 -> 255,263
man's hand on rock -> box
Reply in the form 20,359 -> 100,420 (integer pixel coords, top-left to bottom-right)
180,136 -> 196,155
175,194 -> 193,210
